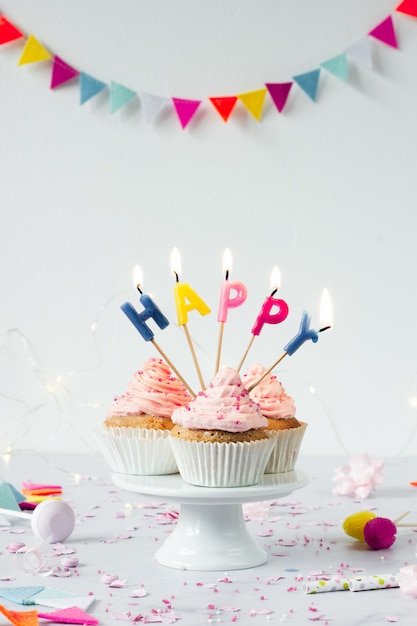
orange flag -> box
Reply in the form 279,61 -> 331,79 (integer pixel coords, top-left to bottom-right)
0,15 -> 24,44
0,604 -> 38,626
209,96 -> 237,122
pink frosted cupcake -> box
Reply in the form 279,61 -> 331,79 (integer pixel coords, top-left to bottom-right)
242,363 -> 307,473
96,358 -> 191,475
169,367 -> 275,487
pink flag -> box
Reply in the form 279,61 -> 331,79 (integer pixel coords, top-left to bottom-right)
51,55 -> 79,89
172,97 -> 201,129
265,82 -> 292,113
368,16 -> 398,48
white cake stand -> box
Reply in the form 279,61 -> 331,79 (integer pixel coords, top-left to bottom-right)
113,469 -> 308,571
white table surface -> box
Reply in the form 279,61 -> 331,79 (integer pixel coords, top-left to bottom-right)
1,453 -> 416,625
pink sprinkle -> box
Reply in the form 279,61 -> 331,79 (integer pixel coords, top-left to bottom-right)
386,617 -> 399,623
101,573 -> 119,584
287,586 -> 298,592
61,556 -> 79,568
6,542 -> 25,553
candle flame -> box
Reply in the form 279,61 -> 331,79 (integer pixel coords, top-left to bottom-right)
319,287 -> 333,329
133,265 -> 143,289
170,247 -> 181,278
270,266 -> 281,292
222,248 -> 233,275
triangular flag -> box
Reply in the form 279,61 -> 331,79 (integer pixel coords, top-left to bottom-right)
37,607 -> 98,625
238,88 -> 267,121
292,69 -> 321,101
0,604 -> 38,626
209,96 -> 237,122
0,15 -> 24,45
368,16 -> 398,48
50,56 -> 79,89
79,72 -> 107,105
396,0 -> 417,17
265,82 -> 292,113
172,97 -> 202,129
110,81 -> 137,113
0,587 -> 45,605
321,53 -> 348,81
26,588 -> 95,611
18,35 -> 51,65
139,92 -> 170,124
0,482 -> 21,511
3,481 -> 25,504
345,37 -> 374,69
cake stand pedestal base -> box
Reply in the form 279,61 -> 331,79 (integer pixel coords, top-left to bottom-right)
155,502 -> 266,570
113,470 -> 308,571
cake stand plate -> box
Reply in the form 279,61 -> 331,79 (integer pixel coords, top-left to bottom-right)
113,469 -> 308,571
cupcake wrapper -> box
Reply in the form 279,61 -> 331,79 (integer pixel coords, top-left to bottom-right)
95,427 -> 178,475
264,422 -> 307,474
169,434 -> 275,487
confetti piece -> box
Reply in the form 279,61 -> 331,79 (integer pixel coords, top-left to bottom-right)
109,579 -> 127,588
61,557 -> 79,568
6,543 -> 26,553
129,589 -> 147,598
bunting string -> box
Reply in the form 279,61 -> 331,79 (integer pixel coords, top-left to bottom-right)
0,1 -> 416,129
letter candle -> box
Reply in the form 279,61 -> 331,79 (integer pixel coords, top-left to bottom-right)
170,247 -> 210,390
215,248 -> 248,374
237,266 -> 289,372
121,265 -> 196,397
247,288 -> 332,392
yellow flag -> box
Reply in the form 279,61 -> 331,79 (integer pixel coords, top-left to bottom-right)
238,88 -> 267,121
18,34 -> 52,65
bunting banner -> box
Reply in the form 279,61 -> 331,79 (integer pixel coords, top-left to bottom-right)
0,3 -> 416,130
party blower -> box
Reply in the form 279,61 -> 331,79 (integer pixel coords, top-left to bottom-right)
0,500 -> 75,543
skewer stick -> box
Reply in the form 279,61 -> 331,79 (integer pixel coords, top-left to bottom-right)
394,511 -> 410,525
247,351 -> 288,392
215,322 -> 225,374
183,323 -> 205,390
151,338 -> 196,398
236,335 -> 255,373
391,511 -> 417,527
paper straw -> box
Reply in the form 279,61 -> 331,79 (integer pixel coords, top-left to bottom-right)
348,574 -> 400,592
303,574 -> 400,594
303,577 -> 350,594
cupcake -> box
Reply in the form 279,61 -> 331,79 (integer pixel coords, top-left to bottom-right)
96,357 -> 191,475
242,363 -> 307,473
169,367 -> 275,487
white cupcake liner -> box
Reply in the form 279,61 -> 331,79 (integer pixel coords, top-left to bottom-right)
95,426 -> 178,475
264,422 -> 307,474
169,434 -> 275,487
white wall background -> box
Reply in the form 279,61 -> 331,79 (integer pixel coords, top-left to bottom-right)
1,0 -> 416,460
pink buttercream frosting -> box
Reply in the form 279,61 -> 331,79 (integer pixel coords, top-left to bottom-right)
171,367 -> 267,432
106,358 -> 191,419
242,363 -> 296,419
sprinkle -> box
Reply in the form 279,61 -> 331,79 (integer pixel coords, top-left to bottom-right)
129,589 -> 147,598
61,556 -> 79,568
6,542 -> 25,553
101,573 -> 119,584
